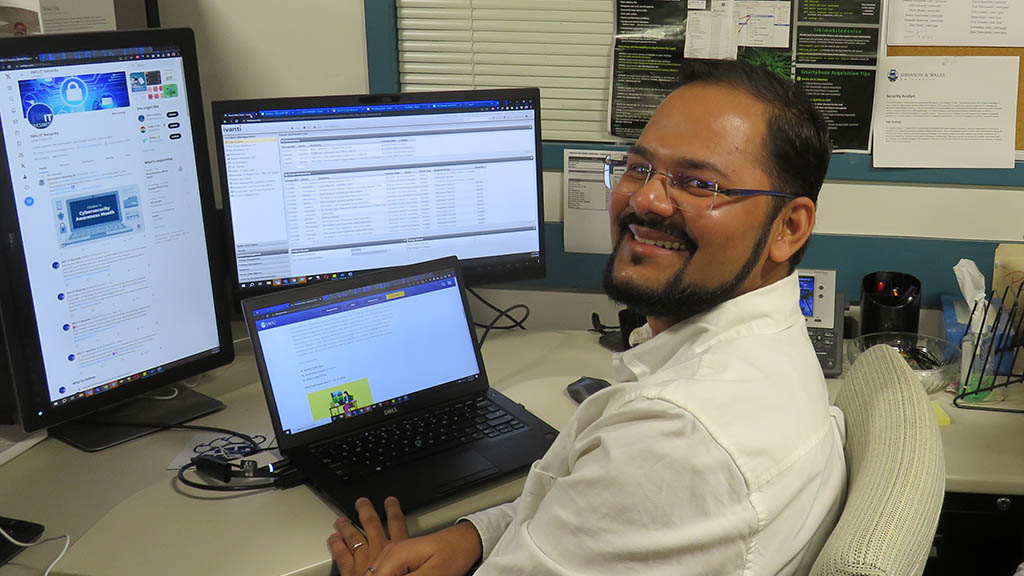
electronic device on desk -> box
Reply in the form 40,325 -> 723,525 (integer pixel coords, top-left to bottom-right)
211,87 -> 545,308
0,515 -> 45,567
242,256 -> 557,522
0,29 -> 234,452
798,269 -> 845,377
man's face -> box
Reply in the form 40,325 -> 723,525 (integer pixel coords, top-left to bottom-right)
13,23 -> 26,36
603,82 -> 782,321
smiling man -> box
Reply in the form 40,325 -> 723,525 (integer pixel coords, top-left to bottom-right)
327,58 -> 847,576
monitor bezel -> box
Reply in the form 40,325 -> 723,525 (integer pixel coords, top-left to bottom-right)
0,28 -> 235,432
211,87 -> 546,310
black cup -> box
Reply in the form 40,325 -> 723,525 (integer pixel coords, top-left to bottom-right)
860,271 -> 922,336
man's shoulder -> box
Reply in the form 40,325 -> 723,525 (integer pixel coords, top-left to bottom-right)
638,332 -> 838,490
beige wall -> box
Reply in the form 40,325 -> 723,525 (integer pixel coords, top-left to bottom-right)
158,0 -> 369,203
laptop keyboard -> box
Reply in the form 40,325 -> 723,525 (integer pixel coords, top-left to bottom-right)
311,396 -> 525,481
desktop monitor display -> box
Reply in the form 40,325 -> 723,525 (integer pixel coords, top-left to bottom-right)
0,28 -> 234,449
211,88 -> 545,304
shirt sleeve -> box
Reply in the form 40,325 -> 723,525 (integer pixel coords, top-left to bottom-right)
475,396 -> 758,576
460,500 -> 517,558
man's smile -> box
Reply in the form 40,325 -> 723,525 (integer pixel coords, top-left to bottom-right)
628,224 -> 691,252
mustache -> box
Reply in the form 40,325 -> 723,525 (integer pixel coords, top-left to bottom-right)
619,212 -> 698,251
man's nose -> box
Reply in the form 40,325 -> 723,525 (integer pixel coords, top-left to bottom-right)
630,172 -> 677,218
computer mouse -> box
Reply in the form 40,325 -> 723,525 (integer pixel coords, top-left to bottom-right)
566,376 -> 611,404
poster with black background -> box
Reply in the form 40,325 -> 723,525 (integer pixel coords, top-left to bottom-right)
796,67 -> 876,150
610,0 -> 685,139
797,0 -> 881,24
796,25 -> 879,66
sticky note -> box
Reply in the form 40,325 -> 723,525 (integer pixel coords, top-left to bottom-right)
931,401 -> 951,427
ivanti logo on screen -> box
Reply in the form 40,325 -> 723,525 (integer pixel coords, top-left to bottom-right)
19,72 -> 130,129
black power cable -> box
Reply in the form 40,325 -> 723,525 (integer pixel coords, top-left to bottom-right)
467,288 -> 530,345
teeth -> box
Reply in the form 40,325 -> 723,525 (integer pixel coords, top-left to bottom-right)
635,235 -> 685,251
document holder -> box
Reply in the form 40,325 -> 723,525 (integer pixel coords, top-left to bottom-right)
953,282 -> 1024,414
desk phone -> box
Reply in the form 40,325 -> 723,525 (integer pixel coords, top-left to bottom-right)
798,269 -> 844,377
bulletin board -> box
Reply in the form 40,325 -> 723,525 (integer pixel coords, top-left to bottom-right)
886,46 -> 1024,150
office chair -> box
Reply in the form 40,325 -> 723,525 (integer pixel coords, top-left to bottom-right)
811,344 -> 945,576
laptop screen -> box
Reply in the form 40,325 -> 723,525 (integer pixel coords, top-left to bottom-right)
249,265 -> 481,436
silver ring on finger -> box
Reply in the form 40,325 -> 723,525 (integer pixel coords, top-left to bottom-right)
350,541 -> 366,553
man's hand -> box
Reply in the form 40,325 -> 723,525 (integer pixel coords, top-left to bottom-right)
328,496 -> 408,576
370,521 -> 483,576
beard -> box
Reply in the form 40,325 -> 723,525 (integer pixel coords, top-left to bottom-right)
602,211 -> 775,322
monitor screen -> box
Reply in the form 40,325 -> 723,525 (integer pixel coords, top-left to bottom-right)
0,29 -> 233,437
212,88 -> 545,303
799,274 -> 815,317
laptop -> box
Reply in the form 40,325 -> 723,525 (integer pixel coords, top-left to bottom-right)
242,256 -> 558,519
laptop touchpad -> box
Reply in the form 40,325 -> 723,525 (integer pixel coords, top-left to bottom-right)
425,450 -> 500,496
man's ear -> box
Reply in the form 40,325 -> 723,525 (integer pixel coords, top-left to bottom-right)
768,197 -> 815,264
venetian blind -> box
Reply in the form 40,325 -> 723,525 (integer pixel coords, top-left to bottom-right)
396,0 -> 615,142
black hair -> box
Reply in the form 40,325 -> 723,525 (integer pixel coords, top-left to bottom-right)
675,58 -> 832,269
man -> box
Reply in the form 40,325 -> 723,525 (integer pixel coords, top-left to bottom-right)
12,22 -> 27,36
328,58 -> 847,575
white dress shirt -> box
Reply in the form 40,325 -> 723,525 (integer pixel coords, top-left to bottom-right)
464,273 -> 847,575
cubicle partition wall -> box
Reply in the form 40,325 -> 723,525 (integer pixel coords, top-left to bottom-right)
364,0 -> 1024,308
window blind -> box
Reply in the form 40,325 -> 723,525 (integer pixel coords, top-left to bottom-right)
396,0 -> 615,142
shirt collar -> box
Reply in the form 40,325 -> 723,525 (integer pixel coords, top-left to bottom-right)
613,272 -> 804,382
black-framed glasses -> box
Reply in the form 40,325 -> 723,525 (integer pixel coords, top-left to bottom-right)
603,156 -> 795,214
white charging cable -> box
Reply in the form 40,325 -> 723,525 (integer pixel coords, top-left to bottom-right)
0,525 -> 70,576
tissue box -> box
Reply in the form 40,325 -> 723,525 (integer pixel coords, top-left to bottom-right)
941,293 -> 968,347
942,293 -> 1016,375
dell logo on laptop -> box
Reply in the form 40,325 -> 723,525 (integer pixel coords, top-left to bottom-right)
384,407 -> 399,416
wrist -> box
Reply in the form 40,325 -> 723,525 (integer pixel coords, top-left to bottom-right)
452,520 -> 484,562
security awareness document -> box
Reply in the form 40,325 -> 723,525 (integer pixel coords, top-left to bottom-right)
872,56 -> 1018,168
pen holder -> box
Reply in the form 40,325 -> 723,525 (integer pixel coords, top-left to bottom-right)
859,271 -> 921,336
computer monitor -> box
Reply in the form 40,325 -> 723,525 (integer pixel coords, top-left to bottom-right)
0,28 -> 234,451
211,88 -> 545,306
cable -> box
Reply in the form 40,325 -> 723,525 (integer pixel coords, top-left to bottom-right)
0,526 -> 70,576
176,447 -> 304,492
468,288 -> 529,330
478,304 -> 528,346
180,374 -> 202,389
467,288 -> 530,345
588,312 -> 619,335
143,385 -> 179,401
232,335 -> 250,345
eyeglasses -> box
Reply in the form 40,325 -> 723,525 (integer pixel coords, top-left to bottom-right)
603,156 -> 795,214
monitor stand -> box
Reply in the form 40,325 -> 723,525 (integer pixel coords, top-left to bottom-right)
50,385 -> 225,452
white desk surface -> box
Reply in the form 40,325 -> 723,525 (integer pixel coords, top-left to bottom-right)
1,328 -> 1023,575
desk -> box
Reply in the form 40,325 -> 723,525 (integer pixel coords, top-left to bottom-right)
1,328 -> 1023,575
